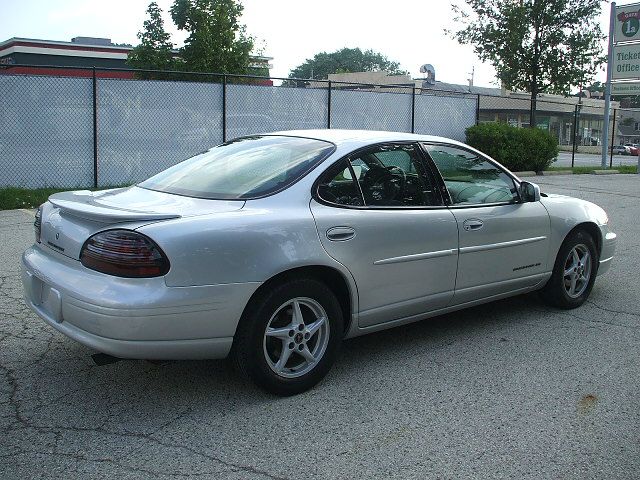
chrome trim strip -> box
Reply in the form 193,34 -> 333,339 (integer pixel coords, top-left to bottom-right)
459,236 -> 547,254
374,248 -> 457,265
373,236 -> 546,266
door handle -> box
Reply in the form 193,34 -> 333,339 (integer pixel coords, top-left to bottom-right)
326,226 -> 356,241
463,219 -> 484,231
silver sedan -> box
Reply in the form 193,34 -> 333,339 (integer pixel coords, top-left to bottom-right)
22,130 -> 617,395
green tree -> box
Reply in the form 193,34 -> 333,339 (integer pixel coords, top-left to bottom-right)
170,0 -> 254,75
127,2 -> 176,73
584,81 -> 604,94
288,48 -> 408,81
449,0 -> 605,127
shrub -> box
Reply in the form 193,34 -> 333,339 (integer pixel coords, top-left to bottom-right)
465,122 -> 558,172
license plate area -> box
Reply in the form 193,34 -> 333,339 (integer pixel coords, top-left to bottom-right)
41,283 -> 63,323
23,270 -> 43,305
24,271 -> 63,323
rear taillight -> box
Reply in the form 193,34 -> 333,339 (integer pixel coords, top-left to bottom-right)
80,230 -> 170,278
34,206 -> 42,243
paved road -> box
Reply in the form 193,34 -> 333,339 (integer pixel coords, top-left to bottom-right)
1,176 -> 639,479
555,151 -> 639,167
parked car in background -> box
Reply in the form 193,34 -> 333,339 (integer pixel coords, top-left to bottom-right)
624,143 -> 639,155
612,145 -> 628,155
22,130 -> 617,395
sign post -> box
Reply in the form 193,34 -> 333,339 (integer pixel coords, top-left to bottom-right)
609,2 -> 640,171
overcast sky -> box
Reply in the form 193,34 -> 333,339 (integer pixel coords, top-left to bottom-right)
1,0 -> 617,87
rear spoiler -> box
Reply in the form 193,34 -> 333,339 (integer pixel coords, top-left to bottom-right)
48,191 -> 181,223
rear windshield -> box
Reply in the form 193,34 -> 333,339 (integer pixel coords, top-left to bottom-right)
139,136 -> 335,200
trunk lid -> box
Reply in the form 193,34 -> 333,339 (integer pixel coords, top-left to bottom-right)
41,186 -> 244,259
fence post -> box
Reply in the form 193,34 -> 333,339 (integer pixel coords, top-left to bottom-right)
571,104 -> 579,168
609,108 -> 616,168
411,87 -> 416,133
222,74 -> 227,143
327,81 -> 332,129
92,66 -> 98,188
476,94 -> 480,125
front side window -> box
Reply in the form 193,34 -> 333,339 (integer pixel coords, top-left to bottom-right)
317,144 -> 438,208
352,144 -> 438,207
423,144 -> 518,205
140,135 -> 335,200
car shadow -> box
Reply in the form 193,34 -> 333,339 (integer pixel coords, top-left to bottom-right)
12,290 -> 570,442
54,292 -> 547,404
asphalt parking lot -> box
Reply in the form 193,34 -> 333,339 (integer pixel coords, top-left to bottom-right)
1,174 -> 639,479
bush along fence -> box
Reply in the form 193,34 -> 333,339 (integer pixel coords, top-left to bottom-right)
466,122 -> 558,172
0,64 -> 620,189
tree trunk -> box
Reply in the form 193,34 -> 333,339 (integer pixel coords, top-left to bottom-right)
529,55 -> 540,128
530,89 -> 537,128
530,1 -> 541,129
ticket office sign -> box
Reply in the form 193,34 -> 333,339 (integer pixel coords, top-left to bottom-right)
613,43 -> 640,79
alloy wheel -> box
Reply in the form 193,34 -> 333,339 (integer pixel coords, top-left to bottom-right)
262,297 -> 330,378
563,243 -> 592,298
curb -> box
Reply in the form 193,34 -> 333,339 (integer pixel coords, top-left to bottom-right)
541,170 -> 573,175
592,170 -> 619,175
513,171 -> 537,177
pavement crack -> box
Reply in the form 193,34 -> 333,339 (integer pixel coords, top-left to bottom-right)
585,299 -> 640,320
530,305 -> 640,332
0,362 -> 31,430
2,411 -> 291,480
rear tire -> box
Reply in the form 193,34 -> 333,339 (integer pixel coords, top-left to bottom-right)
232,278 -> 343,396
540,229 -> 598,309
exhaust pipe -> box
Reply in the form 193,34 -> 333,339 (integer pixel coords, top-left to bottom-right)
91,353 -> 122,366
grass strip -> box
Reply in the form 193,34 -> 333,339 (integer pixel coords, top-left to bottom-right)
546,165 -> 637,174
0,186 -> 129,210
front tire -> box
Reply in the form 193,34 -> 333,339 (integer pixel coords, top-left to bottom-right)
540,229 -> 598,309
232,278 -> 343,395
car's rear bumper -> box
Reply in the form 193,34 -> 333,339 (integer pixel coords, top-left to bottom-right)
24,298 -> 235,359
22,245 -> 260,359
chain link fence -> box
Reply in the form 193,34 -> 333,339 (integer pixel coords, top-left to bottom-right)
0,66 -> 479,189
1,73 -> 95,188
1,65 -> 626,189
415,89 -> 477,140
97,77 -> 225,187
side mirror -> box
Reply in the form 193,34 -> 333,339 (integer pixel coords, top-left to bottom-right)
519,181 -> 541,202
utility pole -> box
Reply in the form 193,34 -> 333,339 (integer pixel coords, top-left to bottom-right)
602,2 -> 616,169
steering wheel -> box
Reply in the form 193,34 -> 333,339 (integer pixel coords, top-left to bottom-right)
388,165 -> 406,198
361,165 -> 406,203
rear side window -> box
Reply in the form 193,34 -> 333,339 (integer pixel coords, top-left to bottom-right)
423,144 -> 518,205
317,143 -> 440,207
140,136 -> 335,200
317,159 -> 364,206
